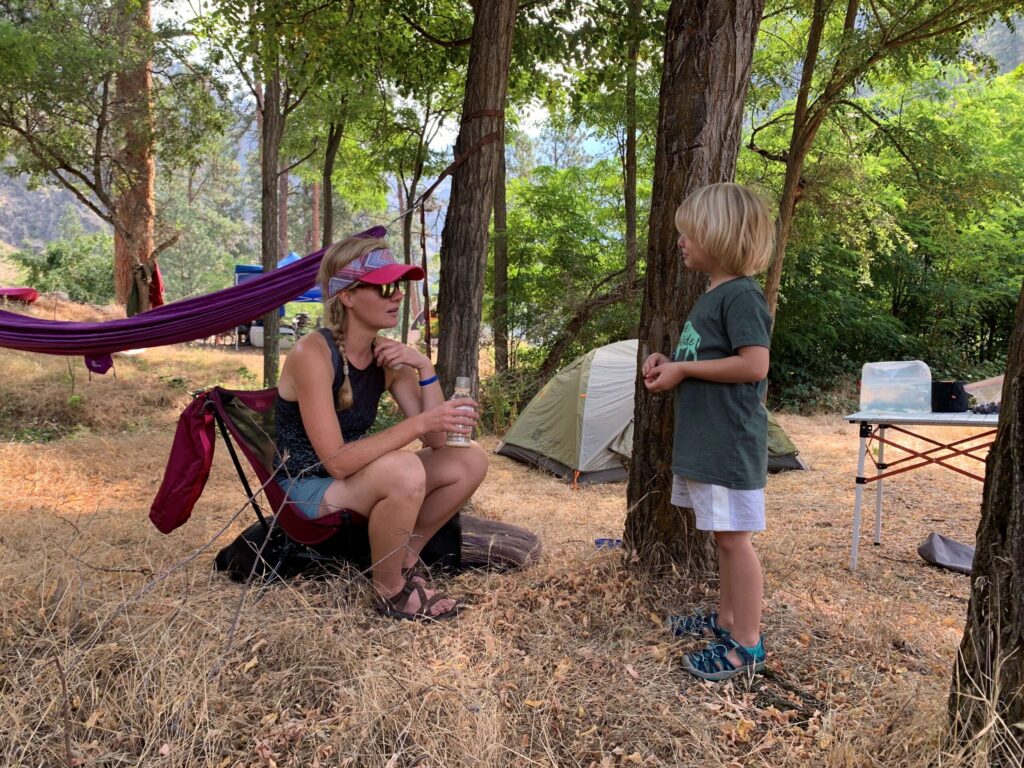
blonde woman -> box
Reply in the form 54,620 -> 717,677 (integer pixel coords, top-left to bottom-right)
275,235 -> 487,621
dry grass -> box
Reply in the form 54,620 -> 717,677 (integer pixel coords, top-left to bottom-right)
0,324 -> 1017,767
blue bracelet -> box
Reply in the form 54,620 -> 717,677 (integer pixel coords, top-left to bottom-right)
418,374 -> 438,387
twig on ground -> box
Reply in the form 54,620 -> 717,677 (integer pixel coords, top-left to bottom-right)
51,653 -> 75,768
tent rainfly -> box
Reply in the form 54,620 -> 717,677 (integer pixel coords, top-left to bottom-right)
497,339 -> 808,485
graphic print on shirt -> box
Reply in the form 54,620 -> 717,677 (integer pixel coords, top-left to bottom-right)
675,321 -> 701,362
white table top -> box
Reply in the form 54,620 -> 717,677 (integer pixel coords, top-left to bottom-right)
845,410 -> 1000,427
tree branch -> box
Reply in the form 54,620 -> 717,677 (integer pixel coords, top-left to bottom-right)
536,274 -> 645,382
747,143 -> 789,164
277,143 -> 319,177
836,98 -> 922,182
94,75 -> 111,196
400,12 -> 471,47
747,110 -> 794,163
152,233 -> 181,260
2,117 -> 116,224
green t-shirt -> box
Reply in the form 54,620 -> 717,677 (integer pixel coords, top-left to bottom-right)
671,276 -> 771,490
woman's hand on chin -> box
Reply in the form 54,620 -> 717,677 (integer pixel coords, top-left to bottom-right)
373,336 -> 432,372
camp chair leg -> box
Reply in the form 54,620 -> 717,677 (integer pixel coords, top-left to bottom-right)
873,427 -> 885,546
212,408 -> 271,531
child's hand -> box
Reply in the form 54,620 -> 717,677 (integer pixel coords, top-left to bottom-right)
642,352 -> 670,379
644,361 -> 686,392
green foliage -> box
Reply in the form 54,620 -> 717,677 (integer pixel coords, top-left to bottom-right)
155,135 -> 254,300
495,159 -> 643,367
8,208 -> 114,303
368,395 -> 404,435
477,365 -> 538,436
235,366 -> 259,389
751,63 -> 1024,408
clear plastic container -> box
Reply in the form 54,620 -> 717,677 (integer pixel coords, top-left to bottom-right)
446,376 -> 474,447
859,360 -> 932,412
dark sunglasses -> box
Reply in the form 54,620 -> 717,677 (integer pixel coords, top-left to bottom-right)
354,281 -> 403,299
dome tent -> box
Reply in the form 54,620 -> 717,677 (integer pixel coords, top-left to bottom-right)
496,339 -> 808,485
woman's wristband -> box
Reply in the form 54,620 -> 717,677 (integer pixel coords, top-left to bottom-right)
418,374 -> 438,387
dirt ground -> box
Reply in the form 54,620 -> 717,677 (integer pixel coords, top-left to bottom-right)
0,308 -> 1007,767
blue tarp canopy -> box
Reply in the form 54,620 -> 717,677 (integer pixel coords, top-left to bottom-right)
234,252 -> 322,303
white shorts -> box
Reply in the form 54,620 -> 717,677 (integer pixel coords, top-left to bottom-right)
671,476 -> 765,532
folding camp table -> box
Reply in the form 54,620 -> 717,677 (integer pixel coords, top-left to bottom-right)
844,410 -> 1000,570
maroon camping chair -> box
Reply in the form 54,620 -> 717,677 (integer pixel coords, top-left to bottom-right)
152,386 -> 528,582
204,386 -> 367,546
202,386 -> 463,579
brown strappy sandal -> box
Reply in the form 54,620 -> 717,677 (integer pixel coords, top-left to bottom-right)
373,577 -> 460,622
402,561 -> 429,587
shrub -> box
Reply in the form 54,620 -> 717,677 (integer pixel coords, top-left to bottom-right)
10,231 -> 115,304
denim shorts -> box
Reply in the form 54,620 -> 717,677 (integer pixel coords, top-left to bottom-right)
279,475 -> 335,520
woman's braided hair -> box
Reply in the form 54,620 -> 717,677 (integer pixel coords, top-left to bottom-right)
317,235 -> 389,411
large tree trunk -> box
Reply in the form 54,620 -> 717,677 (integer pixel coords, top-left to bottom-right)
623,0 -> 765,575
435,0 -> 517,391
493,122 -> 509,374
322,122 -> 342,248
112,0 -> 155,310
260,68 -> 283,389
948,283 -> 1024,764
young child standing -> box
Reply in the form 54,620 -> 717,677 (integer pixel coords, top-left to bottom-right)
642,182 -> 774,682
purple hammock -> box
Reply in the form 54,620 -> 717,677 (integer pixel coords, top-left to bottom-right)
0,225 -> 385,374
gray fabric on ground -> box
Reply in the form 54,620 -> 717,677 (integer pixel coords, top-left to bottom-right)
917,532 -> 974,575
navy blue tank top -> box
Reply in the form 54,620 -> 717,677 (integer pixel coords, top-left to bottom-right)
274,328 -> 386,478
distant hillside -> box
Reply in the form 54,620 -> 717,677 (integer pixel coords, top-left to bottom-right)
0,244 -> 19,284
980,17 -> 1024,73
0,174 -> 106,253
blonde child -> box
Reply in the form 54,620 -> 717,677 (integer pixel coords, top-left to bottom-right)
642,182 -> 774,681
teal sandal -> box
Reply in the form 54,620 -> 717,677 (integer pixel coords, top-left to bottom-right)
681,635 -> 765,682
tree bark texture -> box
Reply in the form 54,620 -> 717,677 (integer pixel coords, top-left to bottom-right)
948,283 -> 1024,765
420,203 -> 433,354
309,180 -> 320,252
399,182 -> 414,345
261,68 -> 283,388
493,127 -> 509,374
278,162 -> 289,257
112,0 -> 155,309
322,122 -> 342,248
435,0 -> 517,392
623,0 -> 765,575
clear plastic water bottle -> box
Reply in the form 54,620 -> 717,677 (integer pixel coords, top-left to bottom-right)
446,376 -> 473,447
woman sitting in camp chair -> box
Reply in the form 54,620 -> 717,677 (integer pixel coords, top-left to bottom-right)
275,234 -> 488,621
